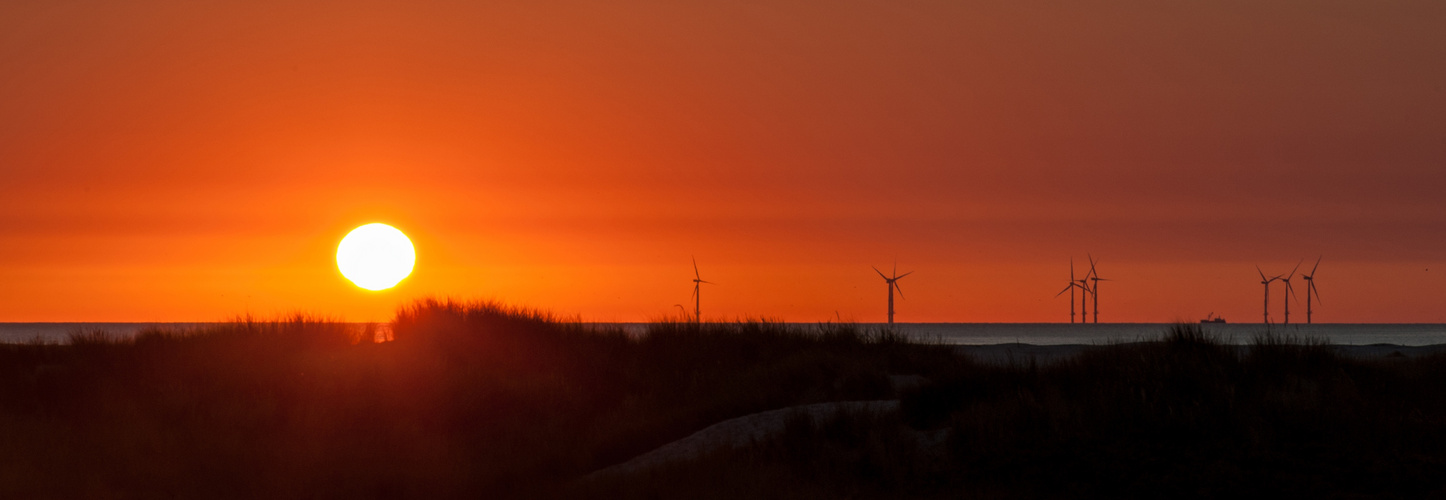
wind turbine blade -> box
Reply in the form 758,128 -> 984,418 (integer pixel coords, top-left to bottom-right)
693,257 -> 701,280
690,285 -> 697,300
1056,285 -> 1074,297
1286,260 -> 1302,280
1087,254 -> 1098,279
1311,255 -> 1322,276
1257,265 -> 1267,281
896,271 -> 914,280
1070,258 -> 1076,281
1310,281 -> 1322,304
893,282 -> 905,300
698,280 -> 714,285
873,266 -> 888,280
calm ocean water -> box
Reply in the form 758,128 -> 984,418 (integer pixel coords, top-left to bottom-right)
885,323 -> 1446,347
4,322 -> 1446,346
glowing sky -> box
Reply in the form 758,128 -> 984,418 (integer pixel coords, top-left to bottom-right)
3,1 -> 1444,322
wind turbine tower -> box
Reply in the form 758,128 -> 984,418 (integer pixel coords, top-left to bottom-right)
1055,258 -> 1084,323
1257,266 -> 1280,325
1088,255 -> 1111,324
1280,260 -> 1302,325
1302,257 -> 1323,324
873,264 -> 913,326
691,258 -> 712,323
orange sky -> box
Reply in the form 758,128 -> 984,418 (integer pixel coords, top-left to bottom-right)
3,1 -> 1444,323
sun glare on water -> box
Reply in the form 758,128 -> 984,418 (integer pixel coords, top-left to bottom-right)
336,223 -> 416,291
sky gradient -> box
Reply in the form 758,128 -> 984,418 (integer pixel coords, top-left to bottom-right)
3,0 -> 1444,322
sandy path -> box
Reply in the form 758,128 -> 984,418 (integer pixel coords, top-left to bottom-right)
590,400 -> 899,477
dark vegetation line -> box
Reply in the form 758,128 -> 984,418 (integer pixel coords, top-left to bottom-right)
2,301 -> 1445,498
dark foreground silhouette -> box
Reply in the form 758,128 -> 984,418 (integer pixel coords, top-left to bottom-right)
2,300 -> 1445,498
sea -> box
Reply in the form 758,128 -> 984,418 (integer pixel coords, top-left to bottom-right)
4,322 -> 1446,347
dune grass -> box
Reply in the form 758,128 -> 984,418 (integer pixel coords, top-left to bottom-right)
3,309 -> 1446,498
0,300 -> 947,498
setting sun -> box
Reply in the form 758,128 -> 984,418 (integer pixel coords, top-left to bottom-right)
336,223 -> 416,291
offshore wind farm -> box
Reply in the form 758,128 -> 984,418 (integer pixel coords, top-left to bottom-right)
5,250 -> 1423,346
12,253 -> 1441,348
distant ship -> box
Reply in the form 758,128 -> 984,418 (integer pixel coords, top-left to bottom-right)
1200,312 -> 1227,324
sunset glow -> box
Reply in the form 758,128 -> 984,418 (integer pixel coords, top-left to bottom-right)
1,1 -> 1444,323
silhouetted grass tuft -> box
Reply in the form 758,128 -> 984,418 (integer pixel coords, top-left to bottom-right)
65,329 -> 122,347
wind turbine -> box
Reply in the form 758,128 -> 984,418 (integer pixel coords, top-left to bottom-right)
1055,258 -> 1085,323
1257,266 -> 1281,325
1076,263 -> 1093,324
873,264 -> 913,326
1302,256 -> 1323,324
690,257 -> 712,323
1088,255 -> 1111,324
1280,260 -> 1302,325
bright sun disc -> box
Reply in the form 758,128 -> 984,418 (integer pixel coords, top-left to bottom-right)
337,223 -> 415,291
